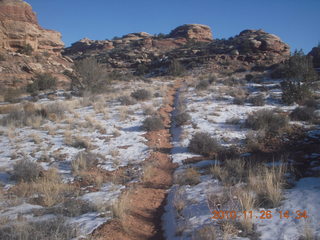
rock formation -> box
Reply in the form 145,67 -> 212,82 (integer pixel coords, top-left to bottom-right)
0,0 -> 64,54
0,0 -> 72,92
64,25 -> 290,76
168,24 -> 213,41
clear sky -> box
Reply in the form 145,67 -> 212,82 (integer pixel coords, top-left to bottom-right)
27,0 -> 320,53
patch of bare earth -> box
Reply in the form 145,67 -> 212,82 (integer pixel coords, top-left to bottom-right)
93,80 -> 181,240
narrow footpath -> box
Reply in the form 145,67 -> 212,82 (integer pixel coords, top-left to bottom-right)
93,80 -> 181,240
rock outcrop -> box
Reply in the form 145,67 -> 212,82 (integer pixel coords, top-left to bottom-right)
168,24 -> 213,42
64,25 -> 290,76
0,0 -> 64,54
0,0 -> 72,91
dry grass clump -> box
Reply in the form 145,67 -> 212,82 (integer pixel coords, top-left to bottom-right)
142,105 -> 156,116
66,135 -> 92,149
196,80 -> 211,91
118,95 -> 137,105
192,224 -> 216,240
11,168 -> 76,207
0,101 -> 68,127
188,132 -> 221,157
300,224 -> 317,240
0,217 -> 77,240
210,159 -> 246,186
173,188 -> 186,217
248,164 -> 286,208
111,190 -> 131,220
175,167 -> 201,186
142,116 -> 164,131
220,221 -> 239,240
71,151 -> 98,175
29,133 -> 41,144
237,190 -> 256,211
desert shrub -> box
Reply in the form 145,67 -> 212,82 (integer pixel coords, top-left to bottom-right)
142,116 -> 164,131
245,109 -> 288,133
196,80 -> 210,90
18,44 -> 33,55
244,131 -> 266,152
175,112 -> 191,126
11,168 -> 75,207
27,73 -> 57,93
281,80 -> 311,105
131,89 -> 151,101
192,225 -> 216,240
58,199 -> 97,217
175,167 -> 201,186
245,74 -> 254,81
12,159 -> 42,182
226,117 -> 241,125
188,132 -> 221,157
274,50 -> 318,104
251,65 -> 268,72
0,217 -> 77,240
302,98 -> 319,108
73,57 -> 110,93
143,105 -> 156,116
0,54 -> 5,61
290,107 -> 315,122
71,151 -> 98,174
168,59 -> 185,76
135,63 -> 149,75
2,88 -> 25,103
45,102 -> 67,117
249,94 -> 265,106
233,97 -> 245,105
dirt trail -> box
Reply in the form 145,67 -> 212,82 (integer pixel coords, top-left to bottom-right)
93,80 -> 181,240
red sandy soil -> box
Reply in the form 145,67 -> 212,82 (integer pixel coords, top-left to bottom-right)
93,80 -> 182,240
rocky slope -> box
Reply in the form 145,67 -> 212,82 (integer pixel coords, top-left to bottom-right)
0,0 -> 72,92
64,25 -> 290,75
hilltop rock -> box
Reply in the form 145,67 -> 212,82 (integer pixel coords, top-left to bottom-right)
308,46 -> 320,68
64,26 -> 290,76
168,24 -> 213,41
235,29 -> 290,55
0,0 -> 64,54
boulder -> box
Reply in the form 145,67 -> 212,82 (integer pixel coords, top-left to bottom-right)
168,24 -> 213,41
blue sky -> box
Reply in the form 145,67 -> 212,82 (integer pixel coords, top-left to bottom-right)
27,0 -> 320,53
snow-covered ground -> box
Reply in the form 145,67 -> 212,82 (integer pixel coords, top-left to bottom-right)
163,74 -> 320,240
0,79 -> 171,238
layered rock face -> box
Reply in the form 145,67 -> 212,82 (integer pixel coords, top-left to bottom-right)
0,0 -> 72,91
0,0 -> 64,54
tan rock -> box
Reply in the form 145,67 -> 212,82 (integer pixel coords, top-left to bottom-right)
168,24 -> 213,41
0,0 -> 64,55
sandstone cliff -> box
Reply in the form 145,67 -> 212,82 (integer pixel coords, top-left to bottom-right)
0,0 -> 72,92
